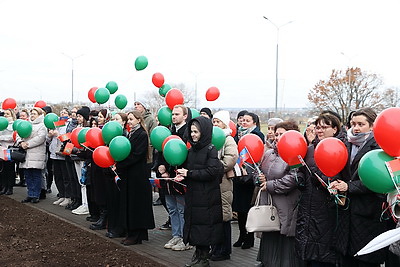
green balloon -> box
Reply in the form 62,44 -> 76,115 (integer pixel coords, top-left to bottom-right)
109,136 -> 131,161
358,149 -> 400,193
164,139 -> 188,166
17,120 -> 32,138
106,81 -> 118,94
13,119 -> 23,131
190,108 -> 200,118
94,87 -> 110,104
78,127 -> 90,145
0,117 -> 9,131
135,55 -> 148,71
212,126 -> 226,151
150,126 -> 171,151
44,113 -> 59,129
102,121 -> 123,145
159,84 -> 172,97
157,106 -> 172,127
115,94 -> 128,109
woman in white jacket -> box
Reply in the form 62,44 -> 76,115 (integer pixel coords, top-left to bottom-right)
0,109 -> 17,195
20,107 -> 47,203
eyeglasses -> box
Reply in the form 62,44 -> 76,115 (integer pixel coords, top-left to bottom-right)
315,125 -> 332,131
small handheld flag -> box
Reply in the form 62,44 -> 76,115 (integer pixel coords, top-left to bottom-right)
237,147 -> 250,167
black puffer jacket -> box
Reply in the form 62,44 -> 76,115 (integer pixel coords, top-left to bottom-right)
336,136 -> 388,264
183,116 -> 223,246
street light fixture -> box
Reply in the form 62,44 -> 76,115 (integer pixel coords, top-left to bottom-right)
263,17 -> 293,114
61,53 -> 84,104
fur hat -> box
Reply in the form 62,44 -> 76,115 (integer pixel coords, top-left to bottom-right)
77,106 -> 90,121
267,117 -> 283,126
213,110 -> 231,129
200,107 -> 213,118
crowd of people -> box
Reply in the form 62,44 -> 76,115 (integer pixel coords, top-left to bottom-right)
1,102 -> 400,267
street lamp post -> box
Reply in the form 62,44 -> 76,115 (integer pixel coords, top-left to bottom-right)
263,17 -> 293,115
61,53 -> 84,104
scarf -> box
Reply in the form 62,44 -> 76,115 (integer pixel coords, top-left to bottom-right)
238,125 -> 256,140
347,128 -> 373,163
128,124 -> 140,139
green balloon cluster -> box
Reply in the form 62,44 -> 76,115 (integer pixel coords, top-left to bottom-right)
16,120 -> 33,138
135,55 -> 148,71
106,81 -> 118,94
150,126 -> 171,151
358,149 -> 400,193
0,117 -> 9,131
159,84 -> 172,97
212,126 -> 226,151
115,94 -> 128,109
95,87 -> 110,104
12,119 -> 23,131
44,113 -> 59,129
109,136 -> 131,161
163,139 -> 188,166
102,121 -> 123,145
190,108 -> 200,118
157,106 -> 172,127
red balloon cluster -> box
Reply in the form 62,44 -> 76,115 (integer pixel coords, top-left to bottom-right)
93,146 -> 114,168
205,87 -> 220,101
34,100 -> 47,108
277,130 -> 307,167
85,127 -> 105,148
2,98 -> 17,110
314,137 -> 348,177
237,134 -> 264,164
152,72 -> 165,88
374,107 -> 400,157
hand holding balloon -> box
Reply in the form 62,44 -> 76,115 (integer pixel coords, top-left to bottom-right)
330,179 -> 348,192
176,168 -> 188,177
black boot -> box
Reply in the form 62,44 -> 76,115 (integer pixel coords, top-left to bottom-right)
241,232 -> 254,249
185,249 -> 201,267
5,187 -> 13,195
39,189 -> 46,199
90,209 -> 107,230
0,187 -> 6,195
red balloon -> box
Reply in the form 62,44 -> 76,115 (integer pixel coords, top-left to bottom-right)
238,134 -> 264,164
186,141 -> 191,149
165,88 -> 184,110
277,130 -> 308,167
374,107 -> 400,157
162,135 -> 181,151
71,127 -> 83,149
34,100 -> 47,108
88,87 -> 98,103
314,137 -> 348,177
205,86 -> 220,101
229,120 -> 237,137
2,98 -> 17,110
85,127 -> 105,148
152,72 -> 165,88
93,146 -> 115,168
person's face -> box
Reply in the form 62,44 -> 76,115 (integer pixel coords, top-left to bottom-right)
242,115 -> 256,129
212,118 -> 227,129
30,110 -> 39,121
267,125 -> 275,141
134,102 -> 145,113
97,112 -> 105,125
4,110 -> 13,121
200,112 -> 210,119
71,108 -> 77,119
315,121 -> 337,140
60,109 -> 69,117
91,120 -> 98,128
237,116 -> 245,126
19,112 -> 29,120
172,107 -> 187,125
76,114 -> 84,124
351,115 -> 372,134
113,114 -> 124,127
274,128 -> 287,143
191,125 -> 201,142
127,113 -> 140,128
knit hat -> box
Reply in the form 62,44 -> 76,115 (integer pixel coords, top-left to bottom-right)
77,106 -> 90,121
237,110 -> 248,120
41,106 -> 52,114
213,110 -> 231,129
134,99 -> 147,110
200,107 -> 213,119
267,118 -> 283,126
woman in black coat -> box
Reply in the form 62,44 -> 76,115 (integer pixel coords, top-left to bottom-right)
330,108 -> 390,267
175,116 -> 224,267
116,110 -> 155,246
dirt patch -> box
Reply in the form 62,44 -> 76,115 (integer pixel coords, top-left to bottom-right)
0,196 -> 165,266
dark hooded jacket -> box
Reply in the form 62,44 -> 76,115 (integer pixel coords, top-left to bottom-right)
183,116 -> 224,246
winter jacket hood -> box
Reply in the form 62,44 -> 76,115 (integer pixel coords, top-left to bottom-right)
187,116 -> 212,151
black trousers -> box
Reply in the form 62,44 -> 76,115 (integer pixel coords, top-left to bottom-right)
52,159 -> 69,198
65,157 -> 81,200
211,221 -> 232,256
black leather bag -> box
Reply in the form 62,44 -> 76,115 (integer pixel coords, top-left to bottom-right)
8,146 -> 26,163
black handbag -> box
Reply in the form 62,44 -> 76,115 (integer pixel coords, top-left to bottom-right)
7,145 -> 26,163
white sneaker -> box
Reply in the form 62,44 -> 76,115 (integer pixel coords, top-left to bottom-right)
59,198 -> 71,207
72,205 -> 89,215
53,198 -> 65,205
171,239 -> 193,251
164,236 -> 182,249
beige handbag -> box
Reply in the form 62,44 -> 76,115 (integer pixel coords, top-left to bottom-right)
246,190 -> 280,232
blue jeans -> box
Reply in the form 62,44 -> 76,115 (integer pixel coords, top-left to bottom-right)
165,194 -> 185,238
25,168 -> 43,198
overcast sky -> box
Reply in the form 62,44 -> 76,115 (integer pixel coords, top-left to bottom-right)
1,0 -> 399,111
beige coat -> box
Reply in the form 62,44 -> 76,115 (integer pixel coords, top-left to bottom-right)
218,135 -> 238,221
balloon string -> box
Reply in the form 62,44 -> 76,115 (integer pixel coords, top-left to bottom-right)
149,177 -> 187,187
244,146 -> 262,175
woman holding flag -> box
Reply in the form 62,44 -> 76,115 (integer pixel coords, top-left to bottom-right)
232,112 -> 265,249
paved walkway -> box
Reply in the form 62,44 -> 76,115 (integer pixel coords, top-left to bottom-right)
7,185 -> 261,267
